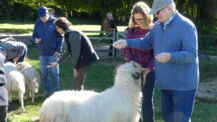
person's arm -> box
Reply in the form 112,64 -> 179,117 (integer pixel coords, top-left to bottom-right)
54,31 -> 64,58
31,22 -> 40,45
170,24 -> 198,64
55,31 -> 64,53
0,68 -> 6,85
70,32 -> 81,68
126,30 -> 154,50
57,42 -> 71,64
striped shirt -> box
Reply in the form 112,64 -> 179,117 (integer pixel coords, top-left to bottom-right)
124,27 -> 154,72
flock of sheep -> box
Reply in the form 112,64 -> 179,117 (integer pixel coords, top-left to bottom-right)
6,61 -> 148,122
3,61 -> 40,111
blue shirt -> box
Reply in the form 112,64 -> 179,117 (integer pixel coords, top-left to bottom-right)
127,12 -> 199,90
32,16 -> 63,56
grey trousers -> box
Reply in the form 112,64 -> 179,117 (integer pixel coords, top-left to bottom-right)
73,65 -> 89,90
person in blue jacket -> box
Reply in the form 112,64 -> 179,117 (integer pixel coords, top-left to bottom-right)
32,6 -> 63,97
113,0 -> 199,121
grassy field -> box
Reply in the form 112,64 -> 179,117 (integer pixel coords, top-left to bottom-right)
0,22 -> 217,122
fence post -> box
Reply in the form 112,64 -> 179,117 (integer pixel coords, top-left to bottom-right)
112,30 -> 116,61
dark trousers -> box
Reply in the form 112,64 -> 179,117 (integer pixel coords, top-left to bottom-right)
0,106 -> 7,122
73,65 -> 89,90
140,72 -> 156,122
160,89 -> 196,122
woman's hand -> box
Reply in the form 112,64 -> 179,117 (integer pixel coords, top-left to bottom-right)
73,69 -> 79,79
47,62 -> 58,68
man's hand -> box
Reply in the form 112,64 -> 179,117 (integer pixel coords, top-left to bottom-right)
112,39 -> 127,49
155,52 -> 171,63
35,38 -> 42,44
13,56 -> 19,64
54,52 -> 61,59
47,62 -> 58,68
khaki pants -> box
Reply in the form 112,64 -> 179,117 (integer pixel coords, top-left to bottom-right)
73,65 -> 89,90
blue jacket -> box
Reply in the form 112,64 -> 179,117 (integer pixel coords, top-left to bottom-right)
32,16 -> 63,56
127,12 -> 199,91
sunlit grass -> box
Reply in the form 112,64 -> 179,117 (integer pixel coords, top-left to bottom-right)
0,23 -> 127,35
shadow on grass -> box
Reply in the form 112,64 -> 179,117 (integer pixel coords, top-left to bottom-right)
8,97 -> 45,113
0,28 -> 33,34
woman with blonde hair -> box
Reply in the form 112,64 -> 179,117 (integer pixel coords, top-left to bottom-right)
123,1 -> 156,122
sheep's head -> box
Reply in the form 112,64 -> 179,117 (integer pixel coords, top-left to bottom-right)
114,61 -> 149,89
16,61 -> 31,71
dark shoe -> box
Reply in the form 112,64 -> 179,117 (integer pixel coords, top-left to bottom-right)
39,91 -> 51,98
108,52 -> 112,56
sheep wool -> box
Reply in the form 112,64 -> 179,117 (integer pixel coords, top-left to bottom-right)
40,61 -> 143,122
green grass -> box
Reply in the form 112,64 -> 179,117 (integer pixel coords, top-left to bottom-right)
6,47 -> 217,122
0,23 -> 34,34
0,23 -> 127,35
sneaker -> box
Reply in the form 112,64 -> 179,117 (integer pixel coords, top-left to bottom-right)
39,91 -> 51,98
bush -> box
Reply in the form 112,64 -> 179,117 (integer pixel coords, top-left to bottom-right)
0,2 -> 37,22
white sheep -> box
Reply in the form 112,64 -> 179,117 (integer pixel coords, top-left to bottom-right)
16,61 -> 41,103
3,62 -> 25,111
39,61 -> 148,122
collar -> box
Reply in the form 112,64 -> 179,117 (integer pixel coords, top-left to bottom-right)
163,10 -> 177,30
65,27 -> 71,34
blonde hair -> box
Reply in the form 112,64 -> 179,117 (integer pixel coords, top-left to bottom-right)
128,1 -> 153,28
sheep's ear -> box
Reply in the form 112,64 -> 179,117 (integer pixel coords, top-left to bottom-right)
132,61 -> 137,68
113,64 -> 121,75
132,72 -> 141,80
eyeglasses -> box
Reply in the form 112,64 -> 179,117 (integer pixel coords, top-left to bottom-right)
156,7 -> 168,15
134,17 -> 144,21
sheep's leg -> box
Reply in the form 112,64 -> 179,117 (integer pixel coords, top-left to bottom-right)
29,92 -> 32,97
32,91 -> 35,103
19,92 -> 25,112
9,94 -> 12,103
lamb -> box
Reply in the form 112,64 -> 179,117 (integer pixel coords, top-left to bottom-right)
39,61 -> 149,122
16,61 -> 41,103
3,62 -> 25,111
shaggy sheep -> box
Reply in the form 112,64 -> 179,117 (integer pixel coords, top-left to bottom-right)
3,62 -> 25,111
16,61 -> 41,103
39,61 -> 148,122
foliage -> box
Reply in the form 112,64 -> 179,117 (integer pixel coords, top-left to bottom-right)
0,1 -> 37,22
1,0 -> 217,33
175,0 -> 217,34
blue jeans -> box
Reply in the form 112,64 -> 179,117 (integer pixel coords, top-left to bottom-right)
160,89 -> 196,122
140,71 -> 156,122
40,56 -> 59,92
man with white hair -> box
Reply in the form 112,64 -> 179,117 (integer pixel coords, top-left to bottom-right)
113,0 -> 199,121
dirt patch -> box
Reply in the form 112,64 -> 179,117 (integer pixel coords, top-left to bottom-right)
196,78 -> 217,104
